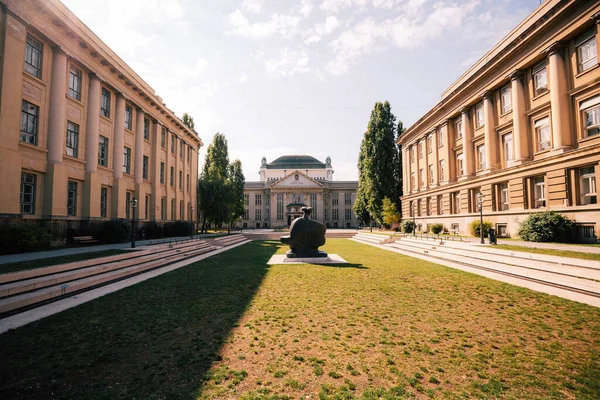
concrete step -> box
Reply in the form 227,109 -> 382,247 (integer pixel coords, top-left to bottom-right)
353,233 -> 396,244
0,244 -> 217,315
0,242 -> 214,298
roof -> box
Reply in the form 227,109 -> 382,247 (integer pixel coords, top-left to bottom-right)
266,155 -> 326,170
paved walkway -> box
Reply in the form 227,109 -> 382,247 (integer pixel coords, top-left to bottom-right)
0,234 -> 227,265
495,239 -> 600,254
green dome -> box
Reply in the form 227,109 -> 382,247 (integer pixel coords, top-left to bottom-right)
266,155 -> 326,170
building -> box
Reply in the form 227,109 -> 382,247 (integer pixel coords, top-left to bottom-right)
0,0 -> 202,235
399,0 -> 600,241
237,156 -> 359,229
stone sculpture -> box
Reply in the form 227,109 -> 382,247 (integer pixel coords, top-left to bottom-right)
280,206 -> 327,258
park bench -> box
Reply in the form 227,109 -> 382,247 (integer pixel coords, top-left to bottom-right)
72,236 -> 99,245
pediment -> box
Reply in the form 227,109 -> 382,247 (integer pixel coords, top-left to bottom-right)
269,171 -> 323,188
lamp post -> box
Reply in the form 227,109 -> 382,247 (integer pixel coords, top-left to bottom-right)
476,193 -> 484,244
131,197 -> 138,248
412,202 -> 416,237
190,206 -> 194,239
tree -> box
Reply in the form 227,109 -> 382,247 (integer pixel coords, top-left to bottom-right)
182,112 -> 195,130
354,101 -> 401,225
395,121 -> 405,218
227,159 -> 245,231
381,197 -> 400,229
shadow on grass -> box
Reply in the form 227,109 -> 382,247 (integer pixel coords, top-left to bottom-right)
0,241 -> 280,399
311,263 -> 367,269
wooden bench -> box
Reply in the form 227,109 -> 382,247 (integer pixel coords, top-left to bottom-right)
73,236 -> 100,245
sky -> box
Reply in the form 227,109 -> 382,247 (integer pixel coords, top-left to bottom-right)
61,0 -> 541,181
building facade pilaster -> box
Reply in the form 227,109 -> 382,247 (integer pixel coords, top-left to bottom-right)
547,44 -> 572,151
461,107 -> 475,177
482,91 -> 497,172
509,70 -> 530,162
111,92 -> 126,218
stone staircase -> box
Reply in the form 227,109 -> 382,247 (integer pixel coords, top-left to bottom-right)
0,238 -> 239,316
351,232 -> 397,245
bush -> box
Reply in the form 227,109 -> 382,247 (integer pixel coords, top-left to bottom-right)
517,211 -> 573,243
89,219 -> 131,244
430,223 -> 444,235
469,220 -> 493,238
402,220 -> 415,234
164,220 -> 192,237
143,221 -> 164,239
0,219 -> 52,255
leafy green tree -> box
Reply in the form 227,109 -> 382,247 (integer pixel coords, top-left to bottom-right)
354,101 -> 401,224
182,112 -> 195,130
381,197 -> 400,229
227,159 -> 245,230
395,121 -> 405,217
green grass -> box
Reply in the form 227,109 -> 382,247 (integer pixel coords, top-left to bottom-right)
0,249 -> 129,274
495,244 -> 600,261
1,239 -> 599,399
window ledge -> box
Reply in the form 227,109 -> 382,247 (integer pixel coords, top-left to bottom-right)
67,94 -> 84,107
578,134 -> 600,145
19,141 -> 47,153
64,155 -> 85,165
23,71 -> 46,86
99,114 -> 112,123
531,90 -> 549,102
575,63 -> 600,79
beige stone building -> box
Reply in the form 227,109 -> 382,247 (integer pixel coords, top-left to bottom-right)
237,156 -> 359,229
0,0 -> 202,234
399,0 -> 600,241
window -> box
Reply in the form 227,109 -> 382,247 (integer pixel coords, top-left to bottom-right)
144,118 -> 150,140
475,102 -> 484,128
101,88 -> 111,117
310,193 -> 318,218
452,192 -> 461,214
437,195 -> 443,215
98,136 -> 109,166
187,174 -> 190,192
145,195 -> 150,219
180,201 -> 184,219
502,133 -> 514,166
533,62 -> 548,96
255,208 -> 262,220
456,154 -> 464,177
345,193 -> 351,205
20,100 -> 39,145
410,146 -> 415,162
161,127 -> 166,148
65,121 -> 79,157
419,168 -> 424,187
428,164 -> 434,184
477,145 -> 486,170
535,117 -> 551,151
171,198 -> 176,220
501,85 -> 511,114
581,96 -> 600,138
170,166 -> 174,187
171,134 -> 176,154
455,118 -> 463,139
178,170 -> 182,189
255,194 -> 262,206
143,155 -> 149,180
498,182 -> 509,211
68,66 -> 82,100
427,135 -> 432,153
160,162 -> 165,184
100,187 -> 107,218
418,141 -> 423,158
277,193 -> 284,220
20,172 -> 36,215
125,105 -> 132,130
576,30 -> 597,73
439,160 -> 445,181
426,198 -> 431,216
161,197 -> 166,220
533,176 -> 546,208
188,146 -> 191,163
438,129 -> 444,147
580,166 -> 597,205
345,209 -> 352,220
333,209 -> 339,220
244,194 -> 249,205
67,181 -> 77,216
125,192 -> 131,220
332,196 -> 338,206
124,147 -> 131,174
411,172 -> 416,190
180,140 -> 184,159
24,35 -> 42,78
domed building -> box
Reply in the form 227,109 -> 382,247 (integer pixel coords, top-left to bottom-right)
236,155 -> 358,229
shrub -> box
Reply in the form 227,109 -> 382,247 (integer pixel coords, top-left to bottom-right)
517,211 -> 573,242
0,219 -> 52,255
143,221 -> 164,239
430,223 -> 444,235
469,220 -> 493,238
89,219 -> 131,244
402,220 -> 415,234
164,220 -> 192,237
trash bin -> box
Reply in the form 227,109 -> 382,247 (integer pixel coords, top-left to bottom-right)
488,228 -> 497,245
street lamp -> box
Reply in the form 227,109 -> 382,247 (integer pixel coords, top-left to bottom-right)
476,193 -> 485,244
412,202 -> 416,237
131,197 -> 138,248
190,206 -> 194,239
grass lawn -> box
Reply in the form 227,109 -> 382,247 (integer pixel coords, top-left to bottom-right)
0,249 -> 129,274
494,244 -> 600,262
1,239 -> 599,399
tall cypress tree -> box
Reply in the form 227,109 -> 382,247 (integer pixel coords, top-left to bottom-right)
354,101 -> 400,225
198,133 -> 231,232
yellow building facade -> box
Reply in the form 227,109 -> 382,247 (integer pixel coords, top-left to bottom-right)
399,0 -> 600,240
0,0 -> 202,234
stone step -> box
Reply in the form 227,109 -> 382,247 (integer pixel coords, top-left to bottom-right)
0,245 -> 217,315
353,233 -> 396,244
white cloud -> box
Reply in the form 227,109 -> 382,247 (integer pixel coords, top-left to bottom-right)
304,15 -> 341,44
241,0 -> 263,13
320,0 -> 369,13
265,48 -> 311,76
228,9 -> 301,39
299,0 -> 314,17
371,0 -> 397,9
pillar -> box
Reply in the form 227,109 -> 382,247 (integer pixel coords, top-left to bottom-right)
83,73 -> 102,219
134,107 -> 145,206
483,91 -> 497,172
111,93 -> 126,218
440,122 -> 452,182
547,44 -> 572,151
150,120 -> 160,221
509,71 -> 530,162
429,130 -> 438,188
461,107 -> 475,177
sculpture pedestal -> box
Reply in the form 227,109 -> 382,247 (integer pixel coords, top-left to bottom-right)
267,254 -> 348,265
286,249 -> 328,258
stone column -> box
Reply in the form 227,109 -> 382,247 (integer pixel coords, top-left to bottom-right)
150,120 -> 160,221
509,71 -> 530,162
83,73 -> 102,219
43,47 -> 69,217
415,140 -> 421,190
429,130 -> 438,188
483,91 -> 497,172
440,122 -> 452,182
547,44 -> 572,151
406,147 -> 412,193
111,93 -> 126,218
423,135 -> 429,189
461,107 -> 475,177
134,108 -> 145,215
